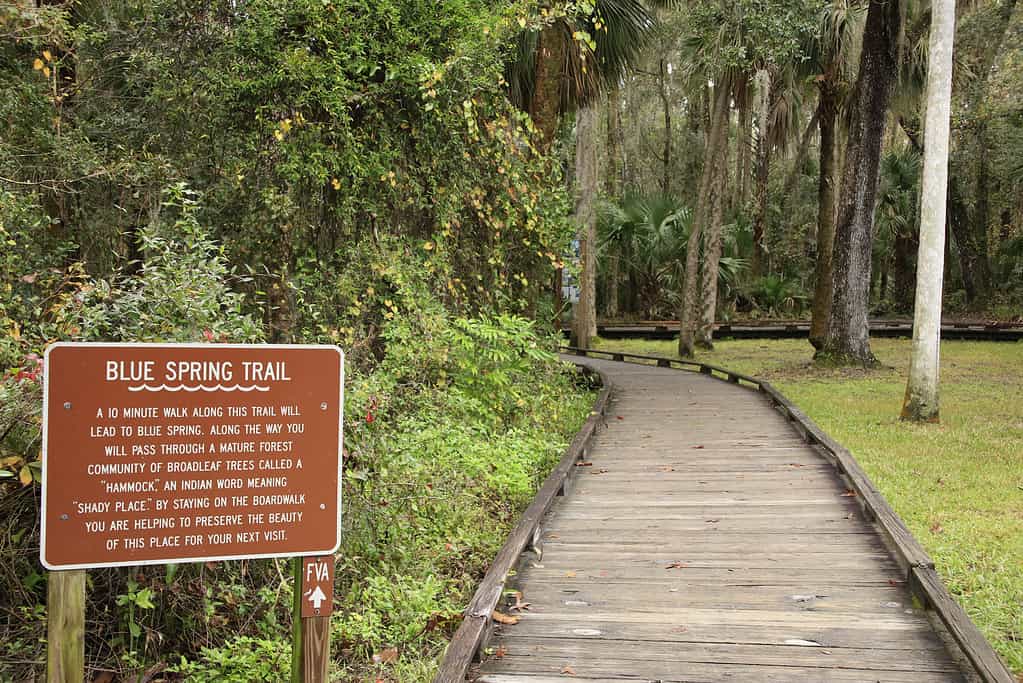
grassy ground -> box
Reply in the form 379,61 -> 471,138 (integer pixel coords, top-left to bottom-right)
592,336 -> 1023,674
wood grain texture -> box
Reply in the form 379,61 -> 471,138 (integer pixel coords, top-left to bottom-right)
301,615 -> 330,682
46,569 -> 85,683
460,352 -> 1009,682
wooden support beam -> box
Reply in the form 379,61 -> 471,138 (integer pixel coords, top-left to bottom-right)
47,569 -> 85,683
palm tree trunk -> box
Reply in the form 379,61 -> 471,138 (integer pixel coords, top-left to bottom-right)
780,103 -> 821,208
819,0 -> 901,366
698,127 -> 730,348
679,79 -> 730,357
659,58 -> 672,195
751,70 -> 776,277
735,78 -> 752,208
529,26 -> 568,151
809,84 -> 839,350
571,105 -> 600,348
607,85 -> 624,197
902,0 -> 955,421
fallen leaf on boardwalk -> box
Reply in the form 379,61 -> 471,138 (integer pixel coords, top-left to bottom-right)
509,591 -> 531,612
705,518 -> 719,523
666,561 -> 688,569
616,415 -> 624,420
658,466 -> 675,472
372,647 -> 398,664
575,461 -> 593,467
561,664 -> 577,675
492,610 -> 519,625
494,645 -> 508,658
692,445 -> 705,449
841,489 -> 857,497
789,463 -> 804,468
671,625 -> 689,633
564,570 -> 577,578
592,468 -> 609,474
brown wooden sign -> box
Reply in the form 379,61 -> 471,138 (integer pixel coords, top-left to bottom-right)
300,555 -> 334,618
41,343 -> 343,570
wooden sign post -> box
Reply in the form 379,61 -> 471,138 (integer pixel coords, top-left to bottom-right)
292,554 -> 335,682
40,343 -> 343,681
46,569 -> 85,683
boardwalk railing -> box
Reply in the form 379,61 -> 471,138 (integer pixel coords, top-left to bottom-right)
433,364 -> 612,683
435,347 -> 1015,683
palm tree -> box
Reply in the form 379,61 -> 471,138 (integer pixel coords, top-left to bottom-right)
902,0 -> 956,422
507,1 -> 663,346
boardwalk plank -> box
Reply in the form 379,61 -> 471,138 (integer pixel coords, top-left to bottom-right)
471,357 -> 968,682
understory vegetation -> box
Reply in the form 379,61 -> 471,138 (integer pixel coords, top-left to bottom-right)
593,336 -> 1023,673
3,0 -> 1022,679
1,1 -> 596,680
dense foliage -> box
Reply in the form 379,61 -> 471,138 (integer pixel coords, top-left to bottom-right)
595,0 -> 1023,323
0,0 -> 597,680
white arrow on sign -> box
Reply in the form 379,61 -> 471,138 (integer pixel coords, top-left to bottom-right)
305,586 -> 327,610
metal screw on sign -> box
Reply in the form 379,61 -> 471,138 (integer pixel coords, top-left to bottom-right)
63,402 -> 71,410
320,402 -> 327,411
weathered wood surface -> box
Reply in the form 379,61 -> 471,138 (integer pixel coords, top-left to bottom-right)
46,569 -> 85,683
472,356 -> 977,682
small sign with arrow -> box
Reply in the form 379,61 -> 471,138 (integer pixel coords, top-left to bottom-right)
301,555 -> 334,618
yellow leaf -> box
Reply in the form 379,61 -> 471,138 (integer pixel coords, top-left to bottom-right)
331,178 -> 341,190
423,241 -> 434,251
43,50 -> 52,62
273,129 -> 284,141
19,466 -> 32,486
517,17 -> 527,28
42,67 -> 50,78
33,58 -> 44,70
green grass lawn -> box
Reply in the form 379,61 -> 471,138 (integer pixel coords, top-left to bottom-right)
592,336 -> 1023,674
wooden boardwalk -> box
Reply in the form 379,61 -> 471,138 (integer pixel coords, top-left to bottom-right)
473,356 -> 968,682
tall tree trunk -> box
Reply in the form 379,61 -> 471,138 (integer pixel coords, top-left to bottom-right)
733,77 -> 752,210
819,0 -> 901,366
529,26 -> 568,152
902,115 -> 988,303
607,85 -> 624,196
606,87 -> 623,319
966,120 -> 994,301
698,127 -> 731,348
947,179 -> 984,299
751,70 -> 775,277
659,58 -> 672,195
780,103 -> 822,208
903,0 -> 956,422
679,79 -> 730,357
809,84 -> 839,349
571,105 -> 599,348
952,0 -> 1018,302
